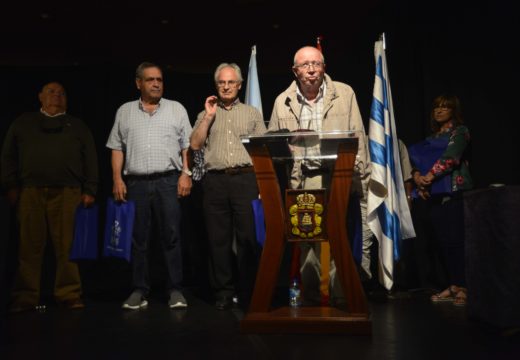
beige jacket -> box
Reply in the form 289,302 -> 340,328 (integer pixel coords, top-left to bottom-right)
268,74 -> 370,195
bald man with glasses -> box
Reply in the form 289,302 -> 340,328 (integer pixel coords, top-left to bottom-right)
268,46 -> 372,305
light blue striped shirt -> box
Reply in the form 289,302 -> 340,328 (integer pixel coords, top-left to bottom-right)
106,98 -> 192,175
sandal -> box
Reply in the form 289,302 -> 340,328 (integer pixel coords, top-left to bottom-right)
453,288 -> 467,307
430,285 -> 459,302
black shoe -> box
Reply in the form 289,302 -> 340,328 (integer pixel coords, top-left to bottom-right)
9,303 -> 37,314
215,297 -> 233,310
60,298 -> 85,310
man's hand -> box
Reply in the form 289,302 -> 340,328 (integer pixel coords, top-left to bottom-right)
190,96 -> 217,151
81,194 -> 95,207
177,173 -> 192,198
113,178 -> 127,202
204,96 -> 218,120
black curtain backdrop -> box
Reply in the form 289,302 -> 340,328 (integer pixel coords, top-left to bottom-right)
1,2 -> 518,188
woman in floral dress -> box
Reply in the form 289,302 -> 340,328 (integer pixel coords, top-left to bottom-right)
410,94 -> 473,306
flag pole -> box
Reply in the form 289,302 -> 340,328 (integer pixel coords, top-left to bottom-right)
316,35 -> 323,52
367,35 -> 416,290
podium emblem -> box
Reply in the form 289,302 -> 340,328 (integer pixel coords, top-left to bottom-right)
286,190 -> 326,240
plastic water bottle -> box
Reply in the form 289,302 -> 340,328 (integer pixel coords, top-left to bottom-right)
289,278 -> 302,307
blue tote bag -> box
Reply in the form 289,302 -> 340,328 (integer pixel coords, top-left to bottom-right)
347,193 -> 362,265
408,137 -> 452,196
103,198 -> 135,262
251,198 -> 266,247
70,204 -> 99,261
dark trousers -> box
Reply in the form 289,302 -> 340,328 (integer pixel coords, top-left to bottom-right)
202,172 -> 260,301
430,193 -> 466,287
0,193 -> 11,314
127,174 -> 183,295
410,197 -> 448,289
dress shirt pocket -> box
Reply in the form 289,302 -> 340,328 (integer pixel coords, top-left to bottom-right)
158,123 -> 182,155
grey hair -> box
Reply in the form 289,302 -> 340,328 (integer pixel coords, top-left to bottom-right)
214,63 -> 243,83
135,62 -> 162,79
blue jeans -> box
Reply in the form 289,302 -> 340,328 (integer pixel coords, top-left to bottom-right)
127,173 -> 183,295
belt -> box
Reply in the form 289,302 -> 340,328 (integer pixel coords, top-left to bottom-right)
301,167 -> 330,177
208,166 -> 255,175
125,170 -> 178,181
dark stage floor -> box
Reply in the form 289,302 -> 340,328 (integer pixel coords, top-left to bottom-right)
2,288 -> 519,360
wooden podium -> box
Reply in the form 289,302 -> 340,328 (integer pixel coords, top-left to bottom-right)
240,131 -> 371,334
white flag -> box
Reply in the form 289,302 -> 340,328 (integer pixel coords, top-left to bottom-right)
245,45 -> 263,115
367,36 -> 416,290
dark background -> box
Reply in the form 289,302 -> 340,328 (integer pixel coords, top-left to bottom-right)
2,1 -> 518,189
1,1 -> 518,298
2,1 -> 518,188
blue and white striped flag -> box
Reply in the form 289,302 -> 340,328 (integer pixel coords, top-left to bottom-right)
367,36 -> 415,290
245,45 -> 263,115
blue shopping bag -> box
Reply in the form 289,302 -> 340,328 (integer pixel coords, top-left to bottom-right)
347,193 -> 362,265
70,204 -> 99,260
103,198 -> 135,262
252,198 -> 266,247
408,137 -> 452,196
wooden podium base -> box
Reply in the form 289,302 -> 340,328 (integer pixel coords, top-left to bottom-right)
241,136 -> 370,335
241,307 -> 371,334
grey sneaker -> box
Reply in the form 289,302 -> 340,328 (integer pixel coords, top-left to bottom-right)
169,290 -> 187,309
122,291 -> 148,310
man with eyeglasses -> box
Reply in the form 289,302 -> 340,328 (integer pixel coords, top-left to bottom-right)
268,46 -> 371,305
1,82 -> 98,312
190,63 -> 266,310
107,62 -> 192,310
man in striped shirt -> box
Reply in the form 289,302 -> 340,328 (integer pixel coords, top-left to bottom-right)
107,62 -> 192,310
190,63 -> 266,310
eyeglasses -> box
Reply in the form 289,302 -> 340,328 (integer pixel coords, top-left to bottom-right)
216,80 -> 240,88
44,89 -> 66,97
294,61 -> 325,70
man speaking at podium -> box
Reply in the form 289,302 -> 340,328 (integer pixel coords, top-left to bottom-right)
268,46 -> 371,305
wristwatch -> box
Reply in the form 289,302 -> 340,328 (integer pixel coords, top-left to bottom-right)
182,168 -> 192,177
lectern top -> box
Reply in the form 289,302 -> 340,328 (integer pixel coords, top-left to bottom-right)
240,129 -> 361,142
240,130 -> 360,161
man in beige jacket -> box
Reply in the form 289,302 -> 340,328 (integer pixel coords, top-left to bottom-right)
268,46 -> 372,304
